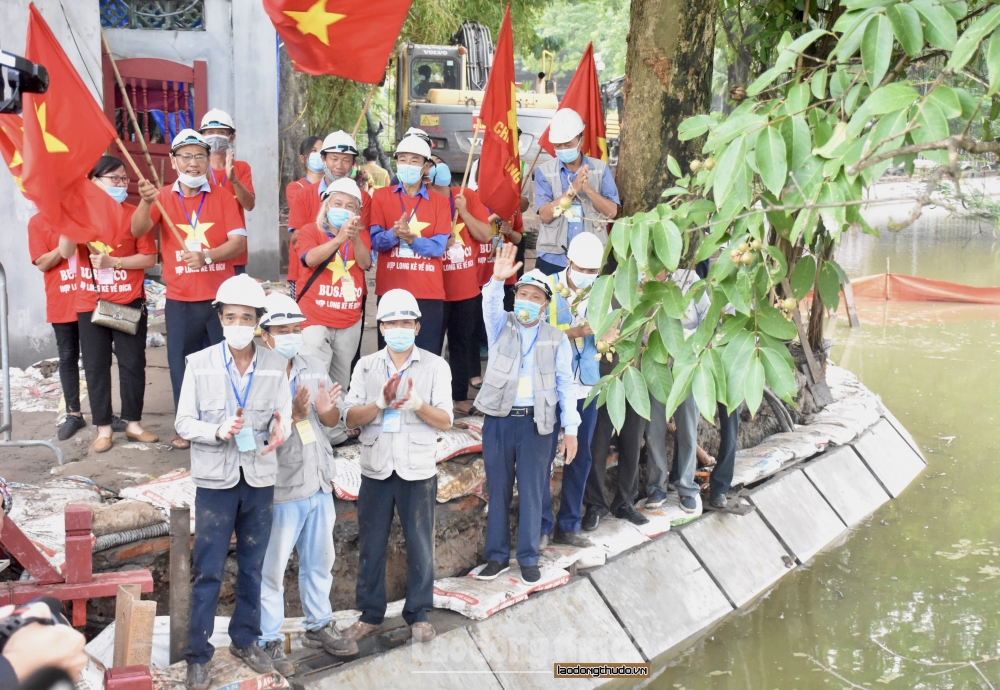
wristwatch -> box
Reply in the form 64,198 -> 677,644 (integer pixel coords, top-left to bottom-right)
203,250 -> 213,265
115,258 -> 123,270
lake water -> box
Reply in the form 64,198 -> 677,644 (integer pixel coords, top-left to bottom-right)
648,209 -> 1000,688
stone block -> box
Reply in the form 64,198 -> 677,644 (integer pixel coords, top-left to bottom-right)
852,419 -> 926,497
802,446 -> 890,526
880,405 -> 926,463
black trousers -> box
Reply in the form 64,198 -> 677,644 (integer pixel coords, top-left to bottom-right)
78,301 -> 147,427
709,403 -> 740,497
584,402 -> 646,515
52,322 -> 81,414
375,297 -> 444,355
165,298 -> 224,410
351,293 -> 367,374
443,294 -> 482,401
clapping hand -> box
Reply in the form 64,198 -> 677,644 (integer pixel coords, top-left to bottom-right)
226,149 -> 236,182
393,213 -> 413,240
340,215 -> 362,241
570,165 -> 590,196
315,381 -> 341,416
292,384 -> 311,423
218,407 -> 244,441
377,373 -> 401,409
262,412 -> 284,455
492,242 -> 522,281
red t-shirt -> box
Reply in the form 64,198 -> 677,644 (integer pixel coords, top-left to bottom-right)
148,185 -> 243,302
209,161 -> 253,265
27,215 -> 78,324
285,178 -> 318,283
370,186 -> 451,299
441,188 -> 489,302
75,203 -> 158,311
477,209 -> 524,286
295,221 -> 371,328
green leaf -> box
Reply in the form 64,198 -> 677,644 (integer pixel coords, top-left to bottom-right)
817,261 -> 842,311
789,255 -> 817,300
911,0 -> 957,50
722,329 -> 755,412
716,314 -> 750,346
632,217 -> 650,269
756,304 -> 797,341
746,29 -> 829,97
887,3 -> 924,57
593,308 -> 622,342
666,154 -> 682,178
756,125 -> 788,196
764,246 -> 788,284
623,366 -> 651,420
651,218 -> 682,270
664,358 -> 696,419
786,82 -> 810,114
862,14 -> 893,88
811,67 -> 828,101
614,257 -> 640,313
948,6 -> 1000,71
705,114 -> 767,152
606,378 -> 626,432
645,329 -> 670,364
865,83 -> 920,115
744,355 -> 765,416
691,359 -> 717,422
610,218 -> 630,260
944,0 -> 967,19
835,11 -> 875,61
642,356 -> 673,405
709,348 -> 728,407
712,137 -> 749,210
661,282 -> 691,319
911,101 -> 950,165
760,344 -> 798,403
988,29 -> 1000,96
927,85 -> 962,119
677,114 -> 715,141
587,275 -> 615,334
814,121 -> 848,158
655,311 -> 695,365
660,187 -> 688,198
721,275 -> 752,316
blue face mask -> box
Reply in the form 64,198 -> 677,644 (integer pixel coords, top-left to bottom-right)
569,269 -> 597,289
397,163 -> 423,186
307,151 -> 325,173
514,299 -> 543,324
383,326 -> 416,352
556,146 -> 580,164
269,333 -> 302,359
104,186 -> 129,203
431,162 -> 452,186
326,207 -> 353,229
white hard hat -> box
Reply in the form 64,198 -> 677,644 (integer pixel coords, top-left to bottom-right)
321,177 -> 363,206
404,127 -> 432,145
549,108 -> 586,145
321,130 -> 359,157
514,269 -> 553,299
376,289 -> 422,322
171,129 -> 210,153
213,274 -> 267,309
395,135 -> 431,160
259,292 -> 306,328
200,108 -> 235,132
566,232 -> 604,270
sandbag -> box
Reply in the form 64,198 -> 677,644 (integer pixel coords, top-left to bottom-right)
435,564 -> 570,620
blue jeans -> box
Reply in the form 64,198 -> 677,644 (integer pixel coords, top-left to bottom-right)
647,393 -> 700,498
482,414 -> 553,566
165,298 -> 223,410
259,491 -> 337,644
542,398 -> 598,534
356,473 -> 436,626
185,473 -> 273,664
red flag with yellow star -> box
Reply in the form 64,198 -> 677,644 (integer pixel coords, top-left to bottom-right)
264,0 -> 412,82
22,4 -> 120,243
538,43 -> 608,162
476,4 -> 521,220
0,114 -> 25,194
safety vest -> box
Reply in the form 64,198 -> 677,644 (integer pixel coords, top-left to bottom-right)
536,156 -> 610,257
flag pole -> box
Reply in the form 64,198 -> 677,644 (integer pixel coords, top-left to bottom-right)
452,124 -> 482,229
351,85 -> 377,140
520,146 -> 542,193
101,30 -> 162,188
113,138 -> 186,248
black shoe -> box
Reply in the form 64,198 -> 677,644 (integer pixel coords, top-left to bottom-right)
111,415 -> 127,433
474,560 -> 510,580
263,640 -> 296,677
709,494 -> 728,509
185,662 -> 211,690
616,502 -> 650,526
582,507 -> 603,532
229,642 -> 273,674
520,565 -> 541,584
57,414 -> 86,441
553,528 -> 594,548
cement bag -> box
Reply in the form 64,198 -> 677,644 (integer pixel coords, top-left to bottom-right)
809,400 -> 881,436
539,543 -> 605,570
755,431 -> 825,460
802,422 -> 857,446
435,565 -> 570,620
151,649 -> 288,690
434,425 -> 483,462
120,468 -> 196,533
332,444 -> 363,501
585,517 -> 650,559
436,457 -> 487,503
7,477 -> 102,571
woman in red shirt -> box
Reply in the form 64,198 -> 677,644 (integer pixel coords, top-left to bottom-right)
59,156 -> 159,453
285,135 -> 323,295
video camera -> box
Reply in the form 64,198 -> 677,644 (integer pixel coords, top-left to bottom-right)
1,48 -> 48,115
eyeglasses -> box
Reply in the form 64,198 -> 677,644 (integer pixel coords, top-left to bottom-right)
221,313 -> 257,325
174,153 -> 209,163
99,175 -> 131,185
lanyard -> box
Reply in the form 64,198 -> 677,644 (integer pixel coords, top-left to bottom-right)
209,166 -> 226,186
322,227 -> 350,264
521,326 -> 540,361
223,343 -> 255,409
397,189 -> 424,225
176,191 -> 207,231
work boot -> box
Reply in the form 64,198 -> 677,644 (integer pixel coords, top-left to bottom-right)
57,413 -> 86,441
553,528 -> 593,548
709,494 -> 728,509
342,620 -> 378,643
473,560 -> 510,580
582,506 -> 604,532
615,502 -> 650,526
263,640 -> 296,677
303,622 -> 358,656
410,622 -> 436,643
185,662 -> 211,690
229,643 -> 273,674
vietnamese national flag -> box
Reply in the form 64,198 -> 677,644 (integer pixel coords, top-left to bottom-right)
22,3 -> 120,243
0,114 -> 25,194
539,43 -> 608,162
265,0 -> 412,82
476,4 -> 521,220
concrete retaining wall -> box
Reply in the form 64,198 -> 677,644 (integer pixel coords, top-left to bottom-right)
302,406 -> 926,688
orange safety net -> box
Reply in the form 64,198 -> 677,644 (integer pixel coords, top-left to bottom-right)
849,273 -> 1000,304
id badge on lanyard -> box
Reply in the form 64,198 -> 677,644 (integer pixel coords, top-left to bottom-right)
223,343 -> 257,452
178,191 -> 208,252
96,267 -> 115,285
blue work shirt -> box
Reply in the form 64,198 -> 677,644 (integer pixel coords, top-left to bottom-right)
369,183 -> 448,258
482,277 -> 580,435
534,155 -> 620,268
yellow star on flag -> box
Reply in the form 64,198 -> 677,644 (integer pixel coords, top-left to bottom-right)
12,176 -> 23,192
451,220 -> 466,246
284,0 -> 345,46
178,221 -> 214,248
91,241 -> 119,255
9,149 -> 22,168
34,102 -> 69,153
407,216 -> 430,237
327,254 -> 355,284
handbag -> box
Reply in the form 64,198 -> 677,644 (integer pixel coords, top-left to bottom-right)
87,251 -> 144,335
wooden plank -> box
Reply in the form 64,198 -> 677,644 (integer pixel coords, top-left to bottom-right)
113,584 -> 156,668
842,281 -> 861,328
114,585 -> 141,668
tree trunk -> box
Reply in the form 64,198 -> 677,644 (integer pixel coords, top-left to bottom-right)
278,46 -> 310,210
617,0 -> 717,216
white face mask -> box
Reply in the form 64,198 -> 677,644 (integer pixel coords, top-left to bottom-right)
177,172 -> 208,188
223,325 -> 255,351
569,269 -> 597,289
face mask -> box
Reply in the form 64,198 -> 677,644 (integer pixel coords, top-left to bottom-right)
104,186 -> 129,203
514,300 -> 543,324
307,151 -> 325,173
177,172 -> 208,188
269,333 -> 302,359
431,162 -> 452,187
326,207 -> 353,229
556,146 -> 580,164
397,163 -> 423,186
383,327 -> 415,352
205,134 -> 230,153
223,325 -> 255,351
569,269 -> 597,289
